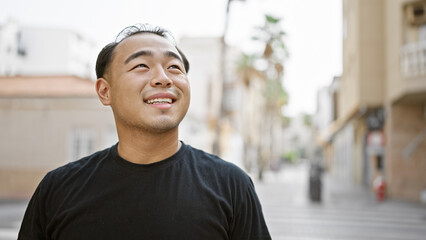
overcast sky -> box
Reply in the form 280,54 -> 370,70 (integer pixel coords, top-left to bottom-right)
1,0 -> 342,117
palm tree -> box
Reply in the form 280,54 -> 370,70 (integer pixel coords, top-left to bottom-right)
238,14 -> 288,180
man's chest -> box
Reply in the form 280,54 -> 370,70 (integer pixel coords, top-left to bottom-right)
46,173 -> 233,240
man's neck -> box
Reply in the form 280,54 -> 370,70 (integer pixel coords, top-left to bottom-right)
116,128 -> 181,165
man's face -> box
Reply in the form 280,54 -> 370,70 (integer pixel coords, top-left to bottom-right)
100,33 -> 190,134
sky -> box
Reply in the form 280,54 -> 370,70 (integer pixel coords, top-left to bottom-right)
1,0 -> 342,117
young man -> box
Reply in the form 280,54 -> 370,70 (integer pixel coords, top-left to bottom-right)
18,23 -> 271,240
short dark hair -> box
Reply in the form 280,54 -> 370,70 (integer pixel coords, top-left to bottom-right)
95,24 -> 190,79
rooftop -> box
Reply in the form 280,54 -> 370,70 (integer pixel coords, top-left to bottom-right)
0,76 -> 97,97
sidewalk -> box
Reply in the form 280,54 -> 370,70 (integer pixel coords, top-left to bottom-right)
322,172 -> 375,206
322,168 -> 426,213
253,162 -> 426,240
0,200 -> 27,240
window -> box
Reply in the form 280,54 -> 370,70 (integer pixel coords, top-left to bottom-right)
420,23 -> 426,41
406,1 -> 426,26
102,126 -> 118,149
69,128 -> 95,161
16,31 -> 26,57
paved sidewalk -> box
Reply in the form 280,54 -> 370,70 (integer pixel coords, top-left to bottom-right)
0,200 -> 27,240
253,162 -> 426,240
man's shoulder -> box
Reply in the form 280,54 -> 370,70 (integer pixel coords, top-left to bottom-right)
185,144 -> 238,167
184,144 -> 251,183
44,145 -> 113,184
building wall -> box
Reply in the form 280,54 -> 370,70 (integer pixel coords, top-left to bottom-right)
341,0 -> 385,115
324,143 -> 334,173
385,0 -> 426,104
385,0 -> 406,104
333,123 -> 354,182
18,27 -> 95,79
332,0 -> 385,185
315,86 -> 333,139
0,97 -> 116,198
239,76 -> 265,170
359,0 -> 385,107
178,37 -> 222,152
386,102 -> 426,201
0,20 -> 20,75
353,117 -> 367,186
0,22 -> 95,79
340,0 -> 360,120
383,0 -> 426,202
178,37 -> 246,167
321,0 -> 426,202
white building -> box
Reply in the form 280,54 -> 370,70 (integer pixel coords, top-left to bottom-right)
178,37 -> 245,168
282,113 -> 314,161
178,37 -> 222,152
0,20 -> 95,79
314,76 -> 339,144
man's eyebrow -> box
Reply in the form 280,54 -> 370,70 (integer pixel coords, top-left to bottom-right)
124,50 -> 153,64
164,51 -> 183,62
124,50 -> 182,65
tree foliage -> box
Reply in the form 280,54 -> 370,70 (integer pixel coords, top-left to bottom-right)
249,14 -> 289,111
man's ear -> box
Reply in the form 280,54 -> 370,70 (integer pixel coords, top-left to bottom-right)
96,78 -> 111,106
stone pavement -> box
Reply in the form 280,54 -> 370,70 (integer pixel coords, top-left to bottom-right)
253,162 -> 426,240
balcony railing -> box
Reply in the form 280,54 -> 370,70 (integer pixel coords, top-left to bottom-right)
401,41 -> 426,78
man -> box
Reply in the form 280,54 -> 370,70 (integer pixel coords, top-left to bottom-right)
18,23 -> 271,240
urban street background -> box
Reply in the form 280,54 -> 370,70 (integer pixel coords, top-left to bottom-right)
1,0 -> 426,239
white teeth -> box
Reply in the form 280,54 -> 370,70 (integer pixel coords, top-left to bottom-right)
146,98 -> 173,104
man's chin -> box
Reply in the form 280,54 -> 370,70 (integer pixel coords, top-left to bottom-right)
142,120 -> 180,134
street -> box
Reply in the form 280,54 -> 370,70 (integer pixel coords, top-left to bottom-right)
1,162 -> 426,240
254,162 -> 426,240
0,199 -> 26,240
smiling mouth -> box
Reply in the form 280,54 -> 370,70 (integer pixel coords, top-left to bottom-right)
146,98 -> 174,104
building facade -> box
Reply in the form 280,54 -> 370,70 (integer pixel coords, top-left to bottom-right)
319,0 -> 426,202
386,0 -> 426,202
178,37 -> 223,153
0,76 -> 116,198
0,20 -> 95,79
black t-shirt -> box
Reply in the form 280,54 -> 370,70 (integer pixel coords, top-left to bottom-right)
18,142 -> 271,240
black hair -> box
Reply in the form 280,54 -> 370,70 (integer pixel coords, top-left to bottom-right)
95,24 -> 190,79
95,42 -> 118,79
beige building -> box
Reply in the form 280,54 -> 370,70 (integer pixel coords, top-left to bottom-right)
0,76 -> 116,198
320,0 -> 426,202
386,0 -> 426,202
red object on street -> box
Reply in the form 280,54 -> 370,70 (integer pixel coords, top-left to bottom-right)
374,176 -> 386,202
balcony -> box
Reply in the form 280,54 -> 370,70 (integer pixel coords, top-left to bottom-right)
401,41 -> 426,78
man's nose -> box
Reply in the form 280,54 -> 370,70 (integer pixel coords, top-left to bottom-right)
151,67 -> 172,87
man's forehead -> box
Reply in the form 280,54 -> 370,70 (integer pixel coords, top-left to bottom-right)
118,33 -> 176,51
114,33 -> 179,61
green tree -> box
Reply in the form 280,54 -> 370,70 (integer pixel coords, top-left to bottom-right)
253,14 -> 288,109
238,14 -> 289,180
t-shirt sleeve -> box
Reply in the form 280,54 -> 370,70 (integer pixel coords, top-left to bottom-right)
18,175 -> 49,240
229,177 -> 271,240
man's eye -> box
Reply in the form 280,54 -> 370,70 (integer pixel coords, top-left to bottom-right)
136,64 -> 148,68
169,65 -> 182,71
130,64 -> 149,71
